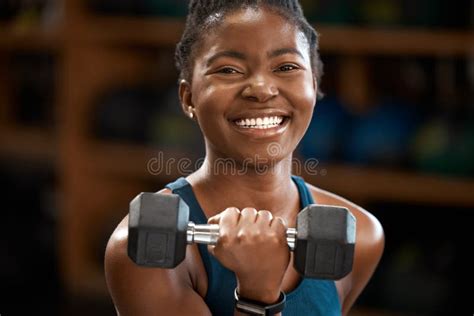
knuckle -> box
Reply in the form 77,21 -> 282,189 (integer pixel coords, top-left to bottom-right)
257,210 -> 273,219
275,216 -> 287,227
241,207 -> 257,215
236,230 -> 247,243
208,214 -> 220,224
225,207 -> 240,215
217,231 -> 232,246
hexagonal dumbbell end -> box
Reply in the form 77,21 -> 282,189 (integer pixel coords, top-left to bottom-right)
128,192 -> 190,268
294,205 -> 356,280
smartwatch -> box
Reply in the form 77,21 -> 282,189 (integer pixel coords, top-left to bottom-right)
234,288 -> 286,315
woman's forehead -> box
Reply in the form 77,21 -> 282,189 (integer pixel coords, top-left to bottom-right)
197,7 -> 310,61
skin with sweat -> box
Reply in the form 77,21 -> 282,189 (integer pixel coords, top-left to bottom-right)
104,7 -> 385,316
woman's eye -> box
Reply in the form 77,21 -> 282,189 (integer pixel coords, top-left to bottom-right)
217,67 -> 240,74
277,64 -> 299,72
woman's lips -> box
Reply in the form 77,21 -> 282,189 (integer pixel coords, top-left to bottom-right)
233,115 -> 285,129
230,116 -> 290,139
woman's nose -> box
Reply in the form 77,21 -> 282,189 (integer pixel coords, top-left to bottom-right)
241,77 -> 279,103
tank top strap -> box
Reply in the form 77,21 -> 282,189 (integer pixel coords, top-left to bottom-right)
291,175 -> 315,208
164,177 -> 208,225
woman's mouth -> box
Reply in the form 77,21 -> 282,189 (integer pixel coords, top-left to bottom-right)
230,115 -> 290,139
233,116 -> 287,129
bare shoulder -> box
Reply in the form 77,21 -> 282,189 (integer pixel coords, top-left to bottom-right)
104,189 -> 211,316
307,184 -> 384,247
306,183 -> 385,314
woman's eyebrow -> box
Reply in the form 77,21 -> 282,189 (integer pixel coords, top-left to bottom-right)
268,47 -> 304,59
206,50 -> 246,66
206,47 -> 304,67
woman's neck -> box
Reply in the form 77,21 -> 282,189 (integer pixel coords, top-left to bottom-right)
186,153 -> 300,219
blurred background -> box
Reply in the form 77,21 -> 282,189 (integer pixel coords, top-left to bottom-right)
0,0 -> 473,315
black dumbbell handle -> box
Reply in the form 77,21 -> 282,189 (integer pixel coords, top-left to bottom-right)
187,222 -> 297,251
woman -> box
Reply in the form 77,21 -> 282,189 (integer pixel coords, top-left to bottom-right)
105,1 -> 384,315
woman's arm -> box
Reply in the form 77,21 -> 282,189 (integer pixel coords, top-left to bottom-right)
104,216 -> 212,316
309,186 -> 385,315
339,209 -> 384,315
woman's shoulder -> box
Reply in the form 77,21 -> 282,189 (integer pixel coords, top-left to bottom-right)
105,188 -> 176,273
105,189 -> 172,266
305,182 -> 385,314
305,182 -> 384,247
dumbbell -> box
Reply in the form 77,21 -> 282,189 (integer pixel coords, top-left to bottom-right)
128,192 -> 356,280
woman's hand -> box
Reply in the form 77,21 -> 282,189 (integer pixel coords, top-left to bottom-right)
207,207 -> 290,303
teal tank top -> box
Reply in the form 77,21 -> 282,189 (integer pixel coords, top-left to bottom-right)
166,176 -> 341,315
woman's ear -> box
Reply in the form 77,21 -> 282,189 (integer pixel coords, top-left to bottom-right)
179,79 -> 195,119
312,75 -> 319,104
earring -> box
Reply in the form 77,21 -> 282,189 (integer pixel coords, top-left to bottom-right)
188,106 -> 194,119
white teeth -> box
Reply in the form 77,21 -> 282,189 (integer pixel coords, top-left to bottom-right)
234,116 -> 286,129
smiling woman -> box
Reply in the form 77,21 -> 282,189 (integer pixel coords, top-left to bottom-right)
104,1 -> 384,316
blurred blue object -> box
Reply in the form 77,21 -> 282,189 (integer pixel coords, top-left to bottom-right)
342,99 -> 421,166
411,117 -> 474,177
299,95 -> 351,162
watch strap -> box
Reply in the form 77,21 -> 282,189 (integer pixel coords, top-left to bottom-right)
234,288 -> 286,315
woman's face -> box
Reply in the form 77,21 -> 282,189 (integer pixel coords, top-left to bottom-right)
183,7 -> 317,165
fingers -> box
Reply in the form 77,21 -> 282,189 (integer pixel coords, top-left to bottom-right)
208,207 -> 240,256
270,216 -> 288,237
239,207 -> 258,224
207,207 -> 289,258
208,207 -> 286,230
208,207 -> 240,225
255,210 -> 273,229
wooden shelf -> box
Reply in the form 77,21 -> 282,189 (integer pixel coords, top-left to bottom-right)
317,26 -> 474,56
0,126 -> 56,163
3,15 -> 473,56
83,141 -> 198,181
302,163 -> 474,207
78,142 -> 474,207
75,16 -> 474,56
82,16 -> 184,47
0,23 -> 63,51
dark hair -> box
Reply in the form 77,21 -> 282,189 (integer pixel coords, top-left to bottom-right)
175,0 -> 323,90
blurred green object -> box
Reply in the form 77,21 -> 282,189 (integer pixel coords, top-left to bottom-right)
412,118 -> 474,177
300,0 -> 355,24
149,114 -> 202,151
358,0 -> 402,26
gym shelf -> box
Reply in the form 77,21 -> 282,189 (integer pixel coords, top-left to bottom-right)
0,23 -> 63,51
0,126 -> 56,163
303,163 -> 474,208
75,16 -> 474,56
82,16 -> 184,47
83,142 -> 474,208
